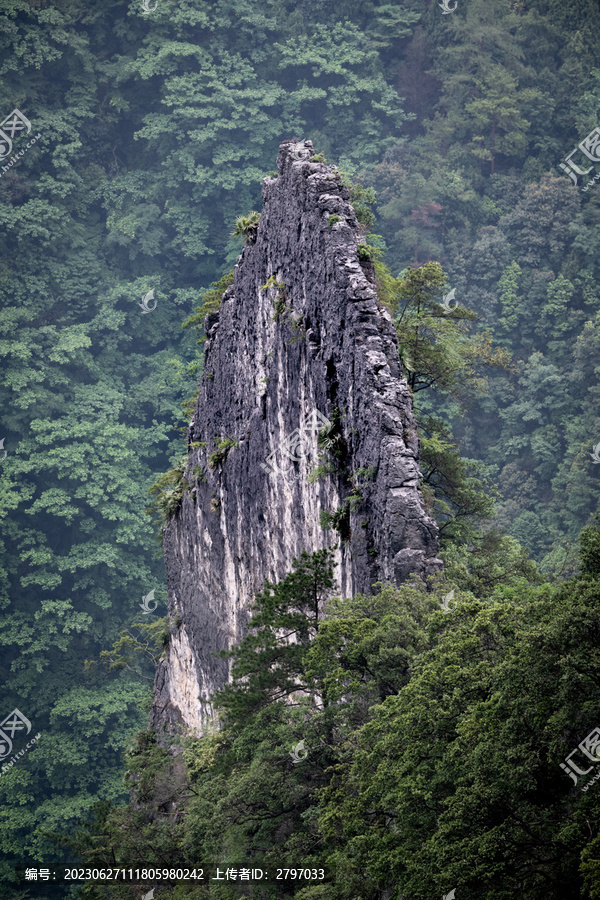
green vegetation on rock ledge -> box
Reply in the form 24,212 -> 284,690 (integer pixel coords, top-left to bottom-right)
208,436 -> 239,469
183,269 -> 235,339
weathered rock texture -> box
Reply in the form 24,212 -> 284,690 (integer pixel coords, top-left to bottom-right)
150,140 -> 442,737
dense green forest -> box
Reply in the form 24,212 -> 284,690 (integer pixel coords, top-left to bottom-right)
1,0 -> 600,896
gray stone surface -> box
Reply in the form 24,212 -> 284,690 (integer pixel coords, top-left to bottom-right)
149,140 -> 442,738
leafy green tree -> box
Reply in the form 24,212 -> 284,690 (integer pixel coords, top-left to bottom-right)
316,522 -> 600,900
579,514 -> 600,578
420,417 -> 497,544
215,548 -> 336,726
369,261 -> 511,547
465,65 -> 541,175
497,260 -> 523,338
392,262 -> 511,399
305,582 -> 433,710
442,529 -> 543,598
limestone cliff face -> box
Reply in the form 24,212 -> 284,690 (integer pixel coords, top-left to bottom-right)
150,140 -> 442,737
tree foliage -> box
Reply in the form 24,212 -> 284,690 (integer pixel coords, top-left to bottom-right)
68,523 -> 600,900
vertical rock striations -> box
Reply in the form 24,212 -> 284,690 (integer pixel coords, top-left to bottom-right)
150,140 -> 442,738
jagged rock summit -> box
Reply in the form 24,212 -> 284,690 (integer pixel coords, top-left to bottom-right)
150,140 -> 442,737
